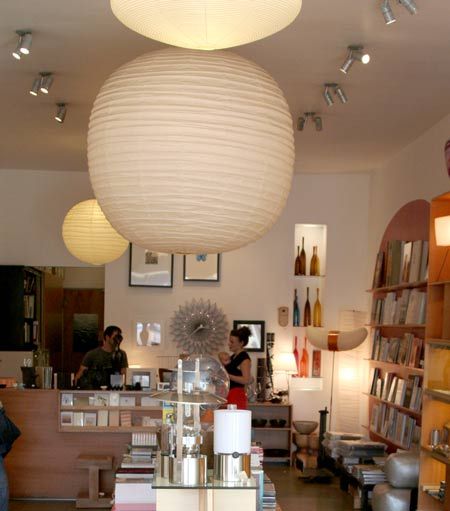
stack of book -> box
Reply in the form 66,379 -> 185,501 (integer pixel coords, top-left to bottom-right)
262,473 -> 276,510
112,433 -> 158,511
351,464 -> 387,486
322,431 -> 364,460
335,439 -> 386,460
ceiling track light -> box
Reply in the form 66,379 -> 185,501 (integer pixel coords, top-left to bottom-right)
340,45 -> 370,74
381,0 -> 397,24
323,84 -> 348,106
12,30 -> 32,60
297,112 -> 323,132
29,76 -> 40,96
323,85 -> 334,107
39,73 -> 54,94
55,103 -> 67,123
398,0 -> 418,15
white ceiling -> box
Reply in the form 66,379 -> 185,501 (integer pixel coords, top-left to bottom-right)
1,0 -> 450,174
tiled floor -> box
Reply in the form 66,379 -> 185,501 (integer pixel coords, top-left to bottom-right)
9,465 -> 354,511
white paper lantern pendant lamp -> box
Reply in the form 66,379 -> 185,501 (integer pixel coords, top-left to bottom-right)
62,199 -> 129,265
88,48 -> 295,254
110,0 -> 303,51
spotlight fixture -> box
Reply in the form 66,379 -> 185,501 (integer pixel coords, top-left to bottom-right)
340,45 -> 370,74
381,0 -> 397,24
398,0 -> 417,15
323,85 -> 334,107
39,73 -> 53,94
11,30 -> 32,60
323,84 -> 348,106
19,32 -> 32,55
55,103 -> 67,123
29,77 -> 40,96
297,112 -> 323,132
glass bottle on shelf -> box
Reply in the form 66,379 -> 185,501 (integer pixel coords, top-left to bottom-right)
313,287 -> 322,327
310,246 -> 320,276
299,237 -> 306,275
303,287 -> 311,326
293,336 -> 300,376
294,246 -> 301,275
300,338 -> 309,377
293,289 -> 300,327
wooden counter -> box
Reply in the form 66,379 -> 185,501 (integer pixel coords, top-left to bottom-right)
1,389 -> 154,498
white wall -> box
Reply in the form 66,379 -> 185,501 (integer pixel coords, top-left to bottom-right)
0,168 -> 371,430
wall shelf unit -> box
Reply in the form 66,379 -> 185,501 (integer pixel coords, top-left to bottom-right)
248,402 -> 292,463
58,390 -> 161,433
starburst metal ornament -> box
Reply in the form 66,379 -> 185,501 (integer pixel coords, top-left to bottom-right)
170,299 -> 228,355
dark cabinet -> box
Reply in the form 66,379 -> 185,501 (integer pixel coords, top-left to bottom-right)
0,266 -> 42,350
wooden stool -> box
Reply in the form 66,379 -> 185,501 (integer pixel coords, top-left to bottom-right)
76,454 -> 113,509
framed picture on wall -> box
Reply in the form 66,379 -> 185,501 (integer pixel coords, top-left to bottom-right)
129,244 -> 174,288
183,254 -> 221,282
232,320 -> 265,352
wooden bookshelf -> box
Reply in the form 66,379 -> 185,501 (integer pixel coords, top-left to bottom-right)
418,191 -> 450,511
367,199 -> 430,456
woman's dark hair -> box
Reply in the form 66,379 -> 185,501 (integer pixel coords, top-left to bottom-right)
230,326 -> 252,347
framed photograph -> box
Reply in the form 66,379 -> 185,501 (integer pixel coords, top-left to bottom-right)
135,321 -> 162,347
232,320 -> 265,352
60,411 -> 73,426
129,243 -> 174,288
84,412 -> 97,427
183,254 -> 221,282
61,393 -> 74,407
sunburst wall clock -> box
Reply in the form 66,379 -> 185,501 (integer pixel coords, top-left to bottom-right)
170,299 -> 228,355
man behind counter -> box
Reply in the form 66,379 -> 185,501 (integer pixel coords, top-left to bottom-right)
74,325 -> 128,389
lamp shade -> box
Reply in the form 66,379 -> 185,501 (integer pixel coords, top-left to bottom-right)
305,327 -> 368,352
88,48 -> 295,254
273,352 -> 298,373
62,199 -> 128,265
435,215 -> 450,246
110,0 -> 302,50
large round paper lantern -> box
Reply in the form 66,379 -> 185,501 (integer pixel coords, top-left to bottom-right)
88,48 -> 295,254
62,199 -> 128,265
306,327 -> 368,352
110,0 -> 302,51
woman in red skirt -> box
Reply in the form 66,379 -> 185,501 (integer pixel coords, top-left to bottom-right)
219,327 -> 252,410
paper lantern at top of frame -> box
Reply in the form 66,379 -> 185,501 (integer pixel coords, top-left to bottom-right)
87,48 -> 295,254
110,0 -> 302,50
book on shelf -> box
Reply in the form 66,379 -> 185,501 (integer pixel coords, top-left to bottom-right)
121,455 -> 155,469
98,409 -> 109,427
408,240 -> 423,283
419,240 -> 429,281
120,411 -> 132,427
386,240 -> 404,286
372,252 -> 385,289
405,289 -> 427,324
382,292 -> 397,325
109,410 -> 120,427
393,378 -> 406,406
401,241 -> 412,283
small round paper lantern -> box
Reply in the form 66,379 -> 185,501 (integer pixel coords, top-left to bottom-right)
88,48 -> 295,254
62,199 -> 128,265
110,0 -> 302,51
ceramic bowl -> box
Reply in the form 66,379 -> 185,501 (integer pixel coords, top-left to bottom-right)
292,420 -> 318,435
252,418 -> 267,428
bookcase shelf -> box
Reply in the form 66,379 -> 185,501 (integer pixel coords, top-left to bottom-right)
367,280 -> 427,294
368,323 -> 426,329
248,402 -> 292,464
417,191 -> 450,511
368,359 -> 424,375
367,427 -> 416,452
364,393 -> 422,419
